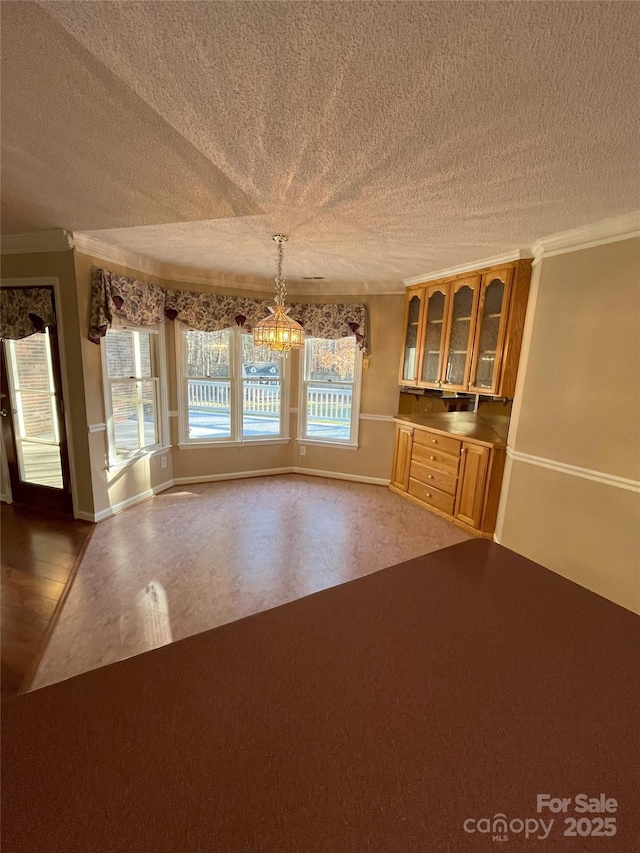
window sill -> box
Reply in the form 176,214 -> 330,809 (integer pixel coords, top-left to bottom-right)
178,438 -> 291,450
298,438 -> 359,451
107,445 -> 171,471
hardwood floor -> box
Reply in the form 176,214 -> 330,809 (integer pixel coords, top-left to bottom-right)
1,504 -> 93,697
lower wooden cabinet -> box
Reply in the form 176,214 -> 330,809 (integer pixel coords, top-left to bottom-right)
391,424 -> 413,491
389,416 -> 507,538
454,443 -> 490,528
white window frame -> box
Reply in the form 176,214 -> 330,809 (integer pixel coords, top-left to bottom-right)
175,322 -> 290,448
101,323 -> 169,468
298,336 -> 363,448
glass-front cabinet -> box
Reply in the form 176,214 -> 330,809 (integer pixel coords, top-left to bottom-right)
418,284 -> 449,387
398,261 -> 531,398
441,277 -> 480,391
469,269 -> 512,394
399,286 -> 424,385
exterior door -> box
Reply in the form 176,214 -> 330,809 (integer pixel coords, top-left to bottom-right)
0,294 -> 72,513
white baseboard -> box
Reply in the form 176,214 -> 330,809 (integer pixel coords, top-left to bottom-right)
173,467 -> 293,485
292,466 -> 390,486
75,510 -> 96,522
86,479 -> 175,522
86,468 -> 390,521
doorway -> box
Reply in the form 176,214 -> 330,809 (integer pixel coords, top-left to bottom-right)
0,288 -> 72,514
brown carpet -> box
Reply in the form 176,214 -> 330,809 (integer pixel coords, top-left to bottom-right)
2,539 -> 639,853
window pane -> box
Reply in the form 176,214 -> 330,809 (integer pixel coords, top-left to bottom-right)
187,379 -> 231,439
242,334 -> 280,378
12,335 -> 51,392
138,332 -> 153,378
306,381 -> 352,440
105,330 -> 135,379
185,329 -> 230,378
243,380 -> 281,437
140,380 -> 158,446
112,381 -> 140,452
307,337 -> 355,383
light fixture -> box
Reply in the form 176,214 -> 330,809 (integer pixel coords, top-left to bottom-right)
253,235 -> 304,352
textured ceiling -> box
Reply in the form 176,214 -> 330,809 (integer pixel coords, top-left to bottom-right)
2,1 -> 639,289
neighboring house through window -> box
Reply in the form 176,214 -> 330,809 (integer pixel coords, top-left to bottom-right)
176,324 -> 288,445
101,325 -> 168,465
299,336 -> 362,447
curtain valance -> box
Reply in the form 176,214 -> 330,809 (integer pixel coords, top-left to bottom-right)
90,268 -> 369,350
89,269 -> 166,341
0,287 -> 55,340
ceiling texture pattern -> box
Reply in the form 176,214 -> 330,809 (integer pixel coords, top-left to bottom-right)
2,1 -> 639,291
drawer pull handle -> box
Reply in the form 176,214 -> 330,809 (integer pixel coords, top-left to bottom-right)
431,439 -> 437,444
428,474 -> 433,479
430,455 -> 436,460
426,492 -> 432,498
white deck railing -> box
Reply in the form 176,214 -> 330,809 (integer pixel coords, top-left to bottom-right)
188,380 -> 351,422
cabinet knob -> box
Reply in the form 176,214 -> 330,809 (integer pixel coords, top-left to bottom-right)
426,492 -> 432,498
428,474 -> 433,479
431,438 -> 437,444
430,455 -> 436,460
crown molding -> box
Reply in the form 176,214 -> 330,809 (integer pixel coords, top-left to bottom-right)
531,211 -> 640,266
71,232 -> 404,295
403,250 -> 533,287
0,229 -> 74,254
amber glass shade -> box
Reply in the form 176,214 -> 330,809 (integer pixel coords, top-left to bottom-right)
252,305 -> 304,352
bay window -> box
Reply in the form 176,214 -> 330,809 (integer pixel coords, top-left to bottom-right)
102,325 -> 168,465
177,324 -> 288,445
299,336 -> 362,447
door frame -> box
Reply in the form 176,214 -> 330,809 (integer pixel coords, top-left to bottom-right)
0,277 -> 80,518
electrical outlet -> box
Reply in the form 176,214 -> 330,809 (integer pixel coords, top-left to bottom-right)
363,357 -> 370,369
161,456 -> 168,469
300,445 -> 306,456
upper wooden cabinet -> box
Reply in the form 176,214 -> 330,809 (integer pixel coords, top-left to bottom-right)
398,260 -> 531,399
399,286 -> 425,385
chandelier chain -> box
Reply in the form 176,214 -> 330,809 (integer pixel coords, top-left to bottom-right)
275,239 -> 286,306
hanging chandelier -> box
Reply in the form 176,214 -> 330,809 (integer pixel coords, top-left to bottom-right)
253,235 -> 304,352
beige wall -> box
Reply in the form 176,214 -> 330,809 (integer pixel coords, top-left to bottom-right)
498,236 -> 640,613
1,251 -> 94,516
73,252 -> 404,515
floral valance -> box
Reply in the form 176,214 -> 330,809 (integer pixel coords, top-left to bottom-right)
90,268 -> 369,350
0,287 -> 55,340
89,269 -> 166,342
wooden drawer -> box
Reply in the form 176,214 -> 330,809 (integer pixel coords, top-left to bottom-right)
409,460 -> 457,496
412,442 -> 460,474
413,430 -> 462,458
408,478 -> 455,516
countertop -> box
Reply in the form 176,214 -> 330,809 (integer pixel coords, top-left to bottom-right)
393,411 -> 510,448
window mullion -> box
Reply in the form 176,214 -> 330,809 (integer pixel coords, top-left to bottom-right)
232,328 -> 242,441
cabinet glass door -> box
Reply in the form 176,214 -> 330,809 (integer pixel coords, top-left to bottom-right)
400,291 -> 423,384
419,286 -> 448,386
442,280 -> 479,390
470,274 -> 509,393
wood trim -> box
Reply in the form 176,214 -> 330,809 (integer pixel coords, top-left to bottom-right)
18,523 -> 95,694
495,260 -> 531,398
